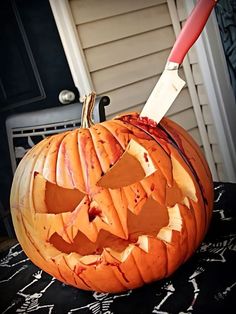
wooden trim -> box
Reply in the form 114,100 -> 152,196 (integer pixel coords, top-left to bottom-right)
167,0 -> 218,180
49,0 -> 94,101
184,0 -> 236,182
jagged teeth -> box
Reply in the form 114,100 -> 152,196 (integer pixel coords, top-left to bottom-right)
104,245 -> 135,262
157,227 -> 173,243
168,204 -> 182,231
103,235 -> 150,262
182,196 -> 190,208
64,252 -> 82,269
79,255 -> 101,265
136,235 -> 149,253
156,203 -> 183,243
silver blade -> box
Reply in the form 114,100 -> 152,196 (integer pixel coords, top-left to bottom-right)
140,69 -> 186,124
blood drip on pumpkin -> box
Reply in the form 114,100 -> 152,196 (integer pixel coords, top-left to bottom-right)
119,113 -> 208,206
138,116 -> 158,128
88,206 -> 102,222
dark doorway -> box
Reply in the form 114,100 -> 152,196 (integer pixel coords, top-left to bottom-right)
0,0 -> 80,235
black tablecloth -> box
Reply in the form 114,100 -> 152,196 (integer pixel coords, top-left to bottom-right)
0,182 -> 236,313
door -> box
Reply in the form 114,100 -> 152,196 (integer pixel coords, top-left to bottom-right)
0,0 -> 80,235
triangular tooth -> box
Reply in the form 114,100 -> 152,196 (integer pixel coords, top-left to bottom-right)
105,245 -> 135,262
182,196 -> 190,208
79,255 -> 101,265
59,229 -> 73,244
91,188 -> 129,240
157,227 -> 173,243
72,202 -> 99,243
34,213 -> 70,243
52,213 -> 74,244
71,225 -> 78,240
26,221 -> 60,261
136,235 -> 149,253
64,252 -> 82,271
62,226 -> 74,243
60,213 -> 75,243
102,249 -> 120,264
156,204 -> 183,243
168,204 -> 182,231
108,189 -> 129,238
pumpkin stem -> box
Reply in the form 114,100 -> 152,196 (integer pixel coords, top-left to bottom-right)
81,92 -> 96,128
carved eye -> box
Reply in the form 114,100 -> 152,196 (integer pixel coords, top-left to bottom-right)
33,173 -> 86,214
97,139 -> 157,189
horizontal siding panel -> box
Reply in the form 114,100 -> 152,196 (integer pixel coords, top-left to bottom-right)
85,26 -> 175,71
166,87 -> 192,116
104,76 -> 158,116
169,108 -> 198,131
188,127 -> 202,146
70,0 -> 166,24
92,49 -> 170,94
78,4 -> 171,48
103,67 -> 186,116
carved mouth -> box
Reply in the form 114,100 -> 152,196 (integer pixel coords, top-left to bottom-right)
48,197 -> 170,256
33,173 -> 188,265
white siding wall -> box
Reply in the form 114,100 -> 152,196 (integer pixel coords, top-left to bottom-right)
69,0 -> 226,180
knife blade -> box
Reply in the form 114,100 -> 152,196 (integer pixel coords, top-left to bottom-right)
140,0 -> 217,125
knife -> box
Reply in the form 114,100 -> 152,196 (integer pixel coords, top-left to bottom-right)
140,0 -> 217,125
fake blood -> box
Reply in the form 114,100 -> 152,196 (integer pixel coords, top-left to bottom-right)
144,152 -> 149,162
138,116 -> 157,128
119,113 -> 208,206
88,206 -> 102,222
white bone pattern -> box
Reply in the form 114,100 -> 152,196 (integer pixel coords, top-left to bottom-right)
68,290 -> 132,314
152,267 -> 205,314
214,281 -> 236,302
213,184 -> 232,221
199,234 -> 236,263
153,281 -> 175,314
2,270 -> 55,314
179,267 -> 205,314
0,243 -> 29,268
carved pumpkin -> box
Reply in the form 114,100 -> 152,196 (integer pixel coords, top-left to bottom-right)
10,94 -> 213,292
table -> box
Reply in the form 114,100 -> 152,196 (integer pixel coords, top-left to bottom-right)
0,182 -> 235,313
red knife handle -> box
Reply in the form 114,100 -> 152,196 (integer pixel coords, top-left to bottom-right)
168,0 -> 216,65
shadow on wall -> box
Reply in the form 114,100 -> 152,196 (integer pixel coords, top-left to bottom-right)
215,0 -> 236,99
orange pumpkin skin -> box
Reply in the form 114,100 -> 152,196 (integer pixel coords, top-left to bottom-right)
10,112 -> 213,292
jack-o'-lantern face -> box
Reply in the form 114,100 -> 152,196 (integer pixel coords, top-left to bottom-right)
11,109 -> 213,293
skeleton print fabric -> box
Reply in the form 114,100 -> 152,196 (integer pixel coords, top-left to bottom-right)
0,182 -> 235,313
